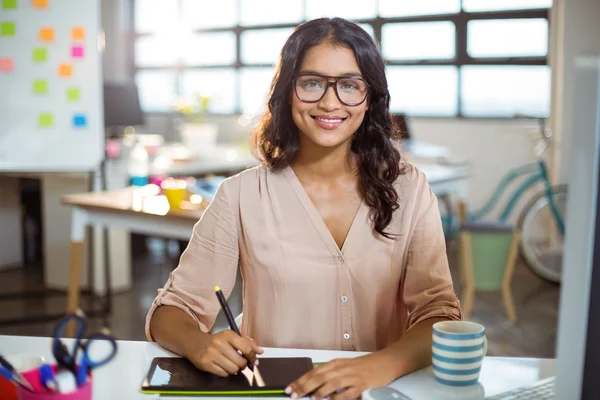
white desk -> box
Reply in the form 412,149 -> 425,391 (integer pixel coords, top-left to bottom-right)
0,335 -> 554,400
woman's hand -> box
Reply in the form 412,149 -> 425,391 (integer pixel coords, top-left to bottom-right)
185,330 -> 264,377
285,353 -> 396,400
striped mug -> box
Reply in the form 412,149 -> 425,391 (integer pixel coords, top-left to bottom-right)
432,321 -> 487,386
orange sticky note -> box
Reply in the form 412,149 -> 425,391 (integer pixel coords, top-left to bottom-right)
71,26 -> 84,41
39,27 -> 54,42
32,0 -> 48,8
58,63 -> 72,77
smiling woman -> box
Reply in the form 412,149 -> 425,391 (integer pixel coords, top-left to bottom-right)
147,17 -> 462,400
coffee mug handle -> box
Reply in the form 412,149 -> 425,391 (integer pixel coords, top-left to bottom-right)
483,336 -> 488,357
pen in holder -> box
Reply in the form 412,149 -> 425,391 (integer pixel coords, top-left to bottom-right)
16,364 -> 92,400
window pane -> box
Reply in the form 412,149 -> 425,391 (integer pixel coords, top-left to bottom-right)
135,35 -> 179,67
463,0 -> 551,12
180,70 -> 237,113
358,23 -> 375,39
240,68 -> 275,116
241,0 -> 302,26
136,71 -> 177,112
379,0 -> 460,17
387,66 -> 458,116
461,66 -> 550,117
135,0 -> 178,33
241,28 -> 294,65
306,0 -> 377,20
182,0 -> 237,29
182,32 -> 236,66
468,19 -> 548,58
382,22 -> 455,60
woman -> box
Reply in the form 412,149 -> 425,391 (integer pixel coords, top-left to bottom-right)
146,17 -> 461,400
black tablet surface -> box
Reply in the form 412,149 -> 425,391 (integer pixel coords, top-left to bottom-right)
141,357 -> 314,396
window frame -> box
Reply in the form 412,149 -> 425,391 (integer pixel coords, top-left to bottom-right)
129,0 -> 550,118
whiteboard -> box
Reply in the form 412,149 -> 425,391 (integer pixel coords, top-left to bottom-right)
0,0 -> 103,172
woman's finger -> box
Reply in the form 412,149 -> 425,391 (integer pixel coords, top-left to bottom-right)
312,377 -> 351,399
213,352 -> 243,375
207,362 -> 229,378
331,386 -> 363,400
288,361 -> 347,399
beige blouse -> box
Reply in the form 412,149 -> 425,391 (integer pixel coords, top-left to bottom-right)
145,163 -> 462,352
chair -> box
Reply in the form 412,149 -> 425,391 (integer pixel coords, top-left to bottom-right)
459,221 -> 519,324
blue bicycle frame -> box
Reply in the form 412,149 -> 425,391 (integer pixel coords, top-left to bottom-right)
468,159 -> 565,235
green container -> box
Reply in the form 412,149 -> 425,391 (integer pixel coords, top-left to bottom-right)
469,231 -> 514,291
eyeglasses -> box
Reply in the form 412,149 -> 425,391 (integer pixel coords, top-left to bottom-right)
293,74 -> 369,107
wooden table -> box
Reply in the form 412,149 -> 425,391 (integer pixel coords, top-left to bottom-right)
61,187 -> 207,333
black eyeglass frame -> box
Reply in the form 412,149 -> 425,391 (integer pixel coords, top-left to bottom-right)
292,73 -> 370,107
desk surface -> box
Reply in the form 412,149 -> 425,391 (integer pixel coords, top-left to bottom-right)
0,335 -> 553,400
62,162 -> 469,219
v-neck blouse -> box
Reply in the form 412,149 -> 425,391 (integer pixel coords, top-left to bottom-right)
145,163 -> 462,352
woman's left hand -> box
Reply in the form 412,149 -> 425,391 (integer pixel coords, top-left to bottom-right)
285,353 -> 395,400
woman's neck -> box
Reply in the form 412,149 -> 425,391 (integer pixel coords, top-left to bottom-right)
291,138 -> 358,182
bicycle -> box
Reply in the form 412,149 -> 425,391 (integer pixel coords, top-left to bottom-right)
465,116 -> 567,283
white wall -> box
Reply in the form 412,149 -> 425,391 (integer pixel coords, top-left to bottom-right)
550,0 -> 600,183
411,118 -> 543,216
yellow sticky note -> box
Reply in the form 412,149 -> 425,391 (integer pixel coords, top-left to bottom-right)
39,27 -> 54,42
33,79 -> 47,94
58,63 -> 72,77
2,0 -> 17,10
71,26 -> 84,41
1,21 -> 16,36
39,113 -> 53,128
32,0 -> 48,8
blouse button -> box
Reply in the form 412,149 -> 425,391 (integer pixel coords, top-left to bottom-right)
343,333 -> 351,340
341,295 -> 348,303
336,257 -> 344,265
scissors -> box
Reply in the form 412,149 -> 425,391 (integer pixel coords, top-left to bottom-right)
52,313 -> 118,387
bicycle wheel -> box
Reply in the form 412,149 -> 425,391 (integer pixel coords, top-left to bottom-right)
517,184 -> 568,283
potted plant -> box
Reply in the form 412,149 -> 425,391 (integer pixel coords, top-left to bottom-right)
173,93 -> 219,158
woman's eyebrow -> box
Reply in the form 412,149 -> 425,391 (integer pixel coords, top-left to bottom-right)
299,69 -> 363,78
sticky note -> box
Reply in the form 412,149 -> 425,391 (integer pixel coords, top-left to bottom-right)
73,114 -> 87,128
32,0 -> 48,8
39,27 -> 54,42
67,87 -> 80,101
33,47 -> 47,62
71,26 -> 84,41
39,113 -> 53,128
1,21 -> 15,36
33,79 -> 47,94
0,57 -> 14,72
71,45 -> 84,58
58,63 -> 72,77
2,0 -> 17,9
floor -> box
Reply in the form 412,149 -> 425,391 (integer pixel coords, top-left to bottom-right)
0,236 -> 560,358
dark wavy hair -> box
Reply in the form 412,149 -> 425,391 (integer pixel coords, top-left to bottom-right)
251,17 -> 405,238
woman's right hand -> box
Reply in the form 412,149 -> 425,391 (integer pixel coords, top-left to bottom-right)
186,330 -> 264,377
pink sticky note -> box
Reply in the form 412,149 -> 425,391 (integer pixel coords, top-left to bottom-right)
71,45 -> 84,58
0,57 -> 14,72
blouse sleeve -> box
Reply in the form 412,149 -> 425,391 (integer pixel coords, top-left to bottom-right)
145,177 -> 240,341
401,170 -> 462,331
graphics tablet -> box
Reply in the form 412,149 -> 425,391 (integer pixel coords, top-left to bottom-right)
141,357 -> 313,396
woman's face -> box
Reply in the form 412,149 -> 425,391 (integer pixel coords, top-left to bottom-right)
291,42 -> 368,151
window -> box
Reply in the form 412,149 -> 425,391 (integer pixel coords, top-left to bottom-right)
133,0 -> 551,118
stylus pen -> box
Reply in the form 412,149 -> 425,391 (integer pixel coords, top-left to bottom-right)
214,286 -> 255,372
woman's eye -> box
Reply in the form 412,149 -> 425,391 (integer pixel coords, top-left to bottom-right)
302,80 -> 323,89
339,81 -> 358,90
